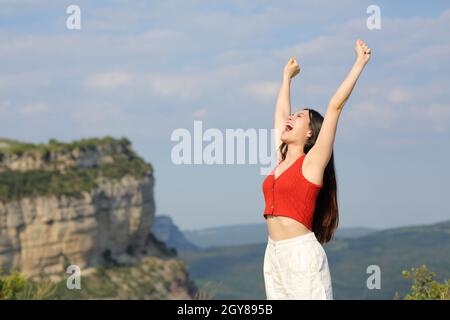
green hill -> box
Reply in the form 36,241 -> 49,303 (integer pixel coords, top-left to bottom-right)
182,223 -> 376,249
179,220 -> 450,299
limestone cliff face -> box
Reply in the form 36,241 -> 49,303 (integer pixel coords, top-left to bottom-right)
0,137 -> 197,300
0,173 -> 155,277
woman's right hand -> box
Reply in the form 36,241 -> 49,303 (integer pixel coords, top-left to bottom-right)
283,57 -> 300,80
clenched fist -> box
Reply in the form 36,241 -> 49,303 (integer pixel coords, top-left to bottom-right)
284,57 -> 300,80
355,39 -> 371,65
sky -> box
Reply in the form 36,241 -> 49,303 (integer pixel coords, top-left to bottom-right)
0,0 -> 449,231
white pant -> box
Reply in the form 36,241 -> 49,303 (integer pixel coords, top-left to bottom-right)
263,232 -> 333,300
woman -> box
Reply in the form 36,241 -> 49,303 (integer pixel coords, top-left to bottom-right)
262,39 -> 371,299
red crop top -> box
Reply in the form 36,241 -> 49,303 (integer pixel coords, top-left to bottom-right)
262,153 -> 323,230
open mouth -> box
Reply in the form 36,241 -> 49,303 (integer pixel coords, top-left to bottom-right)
285,123 -> 294,132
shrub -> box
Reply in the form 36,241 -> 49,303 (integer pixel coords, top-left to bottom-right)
0,269 -> 58,300
0,270 -> 26,300
399,265 -> 450,300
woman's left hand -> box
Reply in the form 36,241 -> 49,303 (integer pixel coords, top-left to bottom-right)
354,39 -> 371,65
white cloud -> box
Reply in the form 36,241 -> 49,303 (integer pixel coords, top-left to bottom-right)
414,103 -> 450,133
243,81 -> 279,102
68,102 -> 179,138
20,103 -> 49,115
387,87 -> 413,104
346,100 -> 397,129
193,108 -> 208,119
147,74 -> 203,102
278,35 -> 347,62
380,138 -> 417,147
0,2 -> 449,137
83,72 -> 133,91
0,100 -> 11,113
0,72 -> 51,93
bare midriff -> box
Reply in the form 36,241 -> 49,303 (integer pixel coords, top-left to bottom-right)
265,214 -> 312,240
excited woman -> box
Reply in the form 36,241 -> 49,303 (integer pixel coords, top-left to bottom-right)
262,39 -> 371,299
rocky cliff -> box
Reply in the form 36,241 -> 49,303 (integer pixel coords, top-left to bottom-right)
152,215 -> 199,252
0,137 -> 197,299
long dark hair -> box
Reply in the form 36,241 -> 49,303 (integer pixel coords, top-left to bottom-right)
278,108 -> 339,244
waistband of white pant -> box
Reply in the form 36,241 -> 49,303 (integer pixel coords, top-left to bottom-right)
267,232 -> 317,248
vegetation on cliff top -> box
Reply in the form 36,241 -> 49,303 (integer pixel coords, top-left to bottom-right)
0,136 -> 153,202
0,136 -> 131,156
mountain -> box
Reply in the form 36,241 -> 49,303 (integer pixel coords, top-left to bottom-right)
152,215 -> 199,252
182,223 -> 377,249
179,220 -> 450,299
0,136 -> 196,299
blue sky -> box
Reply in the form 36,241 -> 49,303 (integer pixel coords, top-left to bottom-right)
1,1 -> 449,231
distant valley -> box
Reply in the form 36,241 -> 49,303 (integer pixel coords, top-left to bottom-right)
153,216 -> 450,299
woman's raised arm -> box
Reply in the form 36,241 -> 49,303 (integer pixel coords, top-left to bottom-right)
307,40 -> 371,169
274,57 -> 300,162
328,40 -> 371,111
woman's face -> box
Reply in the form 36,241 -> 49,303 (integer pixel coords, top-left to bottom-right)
280,108 -> 312,144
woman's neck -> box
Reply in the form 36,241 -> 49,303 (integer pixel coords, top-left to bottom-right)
284,145 -> 305,162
